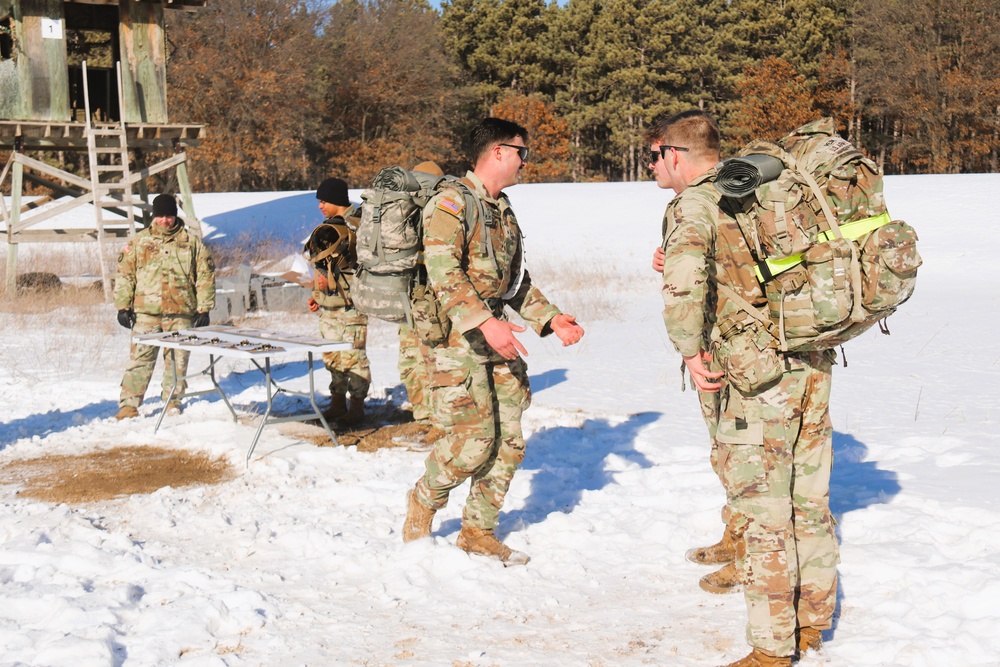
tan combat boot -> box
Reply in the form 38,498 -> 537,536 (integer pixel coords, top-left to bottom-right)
343,395 -> 365,425
114,406 -> 139,420
322,392 -> 347,422
720,648 -> 792,667
456,524 -> 530,566
164,400 -> 183,415
797,626 -> 823,655
686,529 -> 735,565
402,490 -> 435,542
699,561 -> 741,594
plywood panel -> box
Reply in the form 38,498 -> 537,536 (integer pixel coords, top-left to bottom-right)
17,0 -> 69,121
118,0 -> 166,123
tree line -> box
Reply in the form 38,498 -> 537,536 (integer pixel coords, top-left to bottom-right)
164,0 -> 1000,191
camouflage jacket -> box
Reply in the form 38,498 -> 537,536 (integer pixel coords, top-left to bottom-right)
114,222 -> 216,316
660,169 -> 765,357
423,171 -> 560,343
312,207 -> 360,310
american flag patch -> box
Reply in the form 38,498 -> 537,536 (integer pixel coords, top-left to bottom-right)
437,197 -> 464,216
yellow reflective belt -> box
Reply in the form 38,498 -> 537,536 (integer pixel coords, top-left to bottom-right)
753,212 -> 892,282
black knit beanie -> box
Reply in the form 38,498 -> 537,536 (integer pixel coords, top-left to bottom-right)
316,178 -> 350,206
152,194 -> 178,217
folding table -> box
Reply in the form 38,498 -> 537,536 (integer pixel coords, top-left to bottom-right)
132,325 -> 352,464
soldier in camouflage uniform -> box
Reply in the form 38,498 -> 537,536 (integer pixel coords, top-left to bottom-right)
114,194 -> 215,420
306,178 -> 370,425
401,118 -> 585,564
653,111 -> 836,667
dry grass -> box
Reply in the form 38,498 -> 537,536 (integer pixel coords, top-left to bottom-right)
0,286 -> 121,380
0,445 -> 235,503
529,257 -> 656,322
211,230 -> 298,274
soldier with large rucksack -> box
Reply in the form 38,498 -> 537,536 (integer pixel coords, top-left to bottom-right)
653,111 -> 919,667
393,118 -> 585,565
304,178 -> 371,426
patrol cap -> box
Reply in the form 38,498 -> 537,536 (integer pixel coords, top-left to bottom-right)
152,194 -> 178,217
316,178 -> 350,206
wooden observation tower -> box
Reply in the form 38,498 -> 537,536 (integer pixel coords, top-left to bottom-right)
1,0 -> 206,298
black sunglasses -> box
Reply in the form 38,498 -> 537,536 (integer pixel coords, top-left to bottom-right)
499,143 -> 530,162
649,145 -> 690,163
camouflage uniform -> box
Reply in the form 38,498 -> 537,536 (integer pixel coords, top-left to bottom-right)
115,222 -> 215,408
312,208 -> 371,400
660,172 -> 838,657
398,322 -> 435,425
412,171 -> 561,531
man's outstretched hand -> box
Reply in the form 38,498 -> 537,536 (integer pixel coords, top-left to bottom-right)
550,313 -> 584,347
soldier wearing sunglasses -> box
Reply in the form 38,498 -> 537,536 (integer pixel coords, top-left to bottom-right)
401,117 -> 584,564
651,110 -> 837,667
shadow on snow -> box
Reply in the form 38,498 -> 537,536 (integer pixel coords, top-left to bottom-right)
200,192 -> 319,249
436,411 -> 661,537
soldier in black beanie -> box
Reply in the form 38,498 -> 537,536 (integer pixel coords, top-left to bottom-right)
306,178 -> 370,425
151,193 -> 179,218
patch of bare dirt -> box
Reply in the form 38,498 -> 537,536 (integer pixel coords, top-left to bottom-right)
0,445 -> 235,504
295,403 -> 427,453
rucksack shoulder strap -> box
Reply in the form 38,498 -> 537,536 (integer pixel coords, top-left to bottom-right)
437,178 -> 499,275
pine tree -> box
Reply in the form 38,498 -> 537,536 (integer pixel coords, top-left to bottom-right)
578,0 -> 681,180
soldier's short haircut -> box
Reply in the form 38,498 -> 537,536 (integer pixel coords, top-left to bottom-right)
470,117 -> 529,165
646,110 -> 721,160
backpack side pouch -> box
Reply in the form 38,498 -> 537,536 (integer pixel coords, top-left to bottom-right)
766,237 -> 855,346
410,283 -> 451,345
860,220 -> 921,312
715,321 -> 784,394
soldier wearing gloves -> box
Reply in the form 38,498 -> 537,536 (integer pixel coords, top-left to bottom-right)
113,194 -> 215,420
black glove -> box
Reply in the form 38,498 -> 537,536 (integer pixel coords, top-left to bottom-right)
117,309 -> 135,329
193,312 -> 210,328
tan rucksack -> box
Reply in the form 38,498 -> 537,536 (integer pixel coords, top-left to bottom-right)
714,118 -> 922,353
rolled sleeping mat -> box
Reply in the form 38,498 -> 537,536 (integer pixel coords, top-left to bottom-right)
714,154 -> 786,198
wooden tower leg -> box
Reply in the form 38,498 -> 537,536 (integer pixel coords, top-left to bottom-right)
5,153 -> 24,295
173,139 -> 200,237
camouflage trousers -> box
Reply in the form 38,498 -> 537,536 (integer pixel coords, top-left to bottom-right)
318,306 -> 370,399
119,313 -> 194,408
413,346 -> 531,531
398,323 -> 436,425
716,351 -> 838,657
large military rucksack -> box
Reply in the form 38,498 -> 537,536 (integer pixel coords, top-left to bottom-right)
351,166 -> 493,323
713,117 -> 921,352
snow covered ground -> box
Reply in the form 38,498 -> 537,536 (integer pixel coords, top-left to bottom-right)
1,174 -> 999,666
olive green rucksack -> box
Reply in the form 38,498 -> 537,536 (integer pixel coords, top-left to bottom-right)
714,118 -> 922,352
